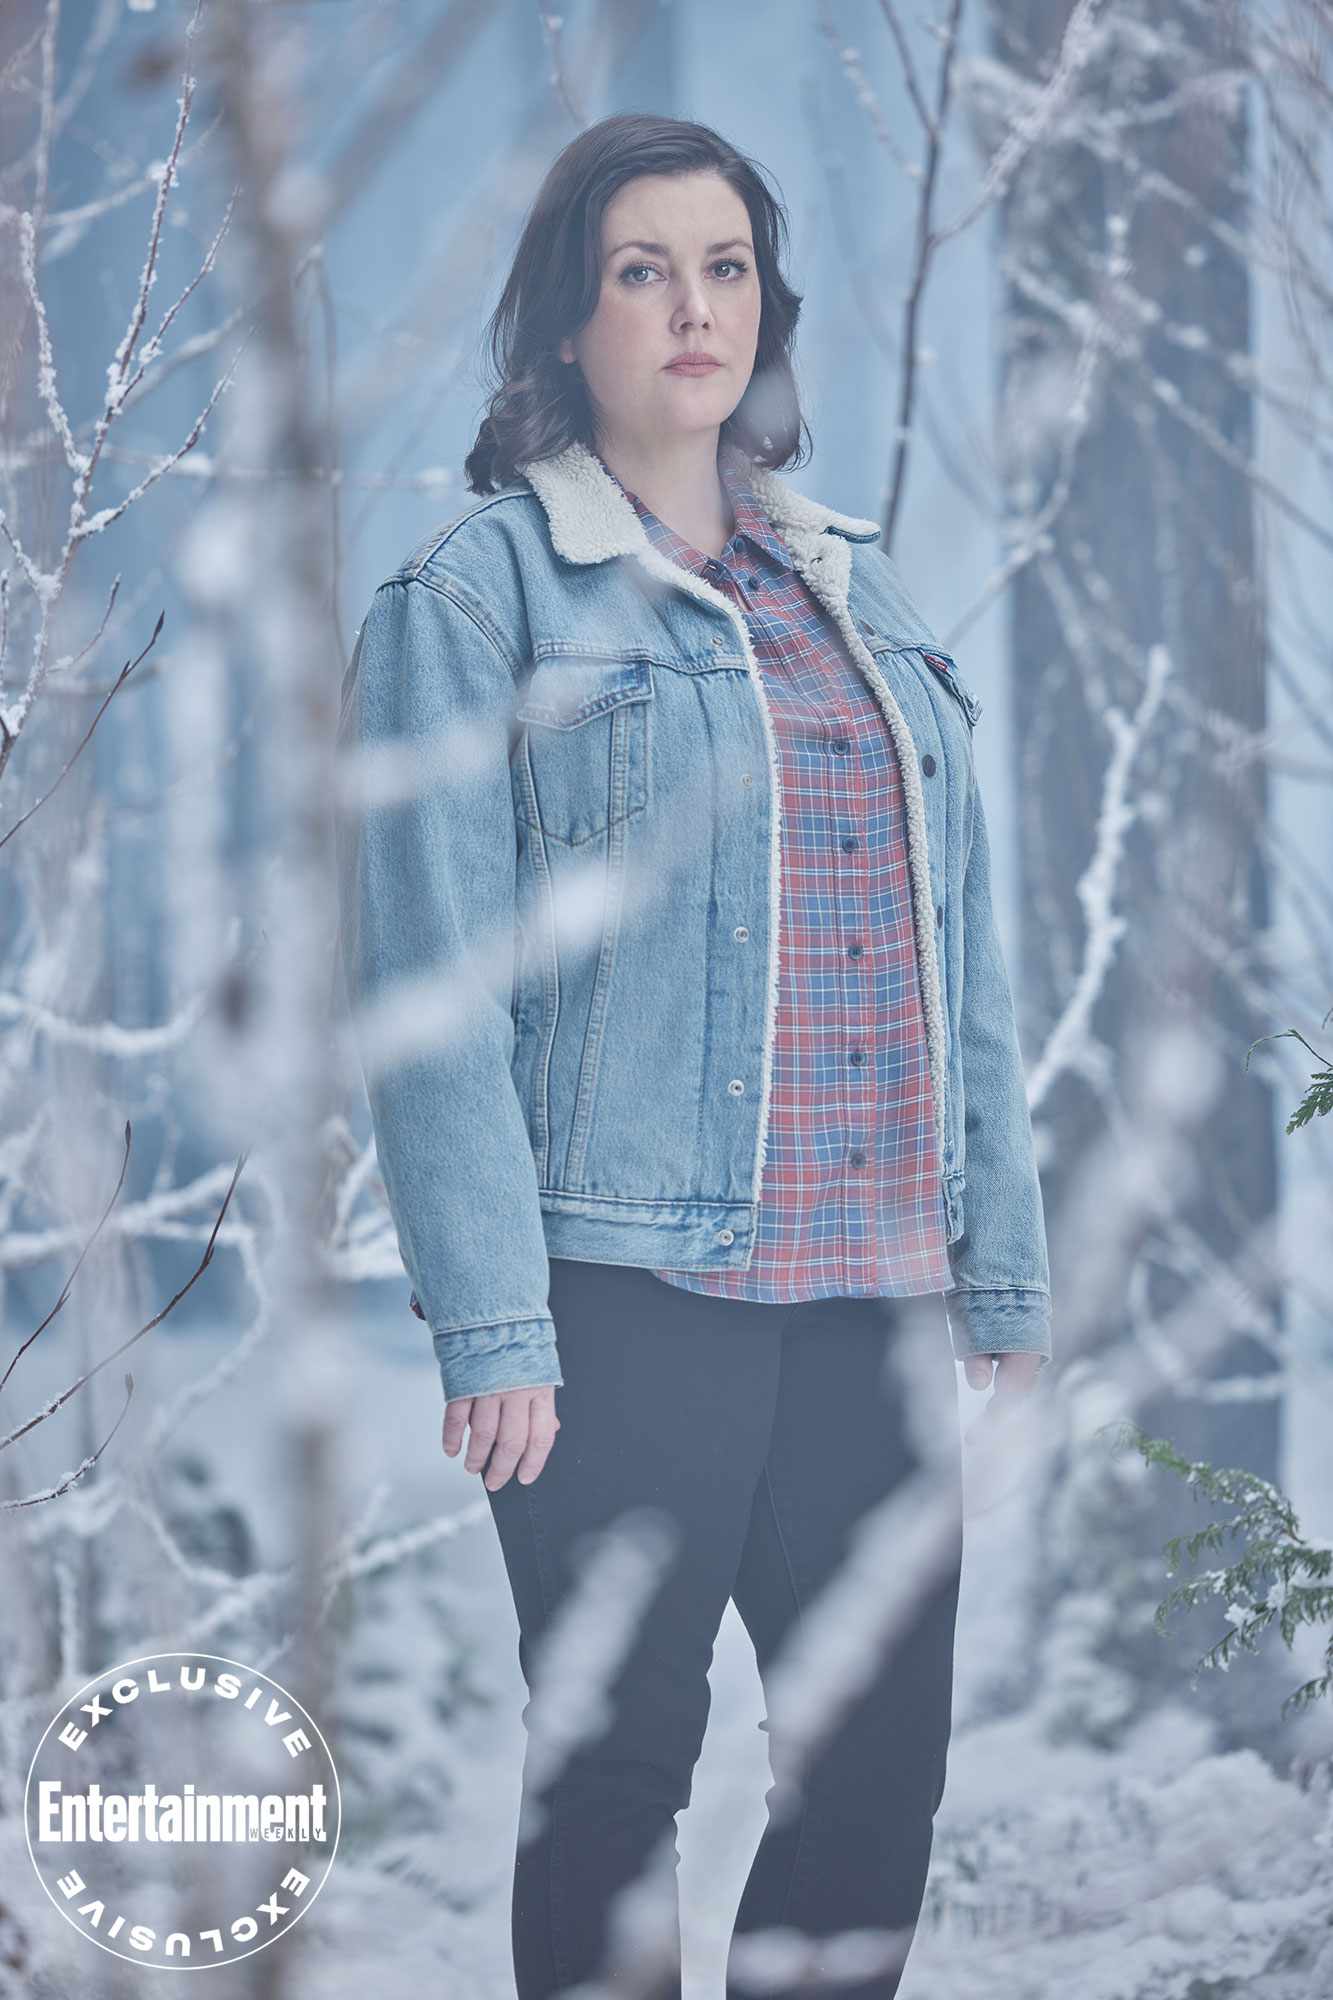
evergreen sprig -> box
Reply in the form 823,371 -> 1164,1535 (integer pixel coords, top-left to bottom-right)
1244,1002 -> 1333,1135
1107,1421 -> 1333,1718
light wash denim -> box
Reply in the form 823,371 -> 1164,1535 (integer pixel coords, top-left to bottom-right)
335,438 -> 1053,1402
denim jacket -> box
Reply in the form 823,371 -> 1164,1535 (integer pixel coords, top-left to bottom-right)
335,438 -> 1053,1402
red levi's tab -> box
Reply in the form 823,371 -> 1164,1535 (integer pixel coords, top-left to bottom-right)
921,651 -> 953,674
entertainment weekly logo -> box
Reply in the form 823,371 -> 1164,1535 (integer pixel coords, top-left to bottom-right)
25,1653 -> 340,1970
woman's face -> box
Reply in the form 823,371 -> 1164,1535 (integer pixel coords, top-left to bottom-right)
559,170 -> 762,457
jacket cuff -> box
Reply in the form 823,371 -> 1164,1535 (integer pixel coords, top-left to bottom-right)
431,1315 -> 563,1403
944,1287 -> 1052,1366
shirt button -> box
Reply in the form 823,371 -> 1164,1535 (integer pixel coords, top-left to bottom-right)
847,942 -> 863,958
733,925 -> 749,941
831,738 -> 849,755
848,1149 -> 867,1168
841,835 -> 857,852
921,753 -> 937,776
727,1078 -> 746,1095
717,1228 -> 735,1245
848,1050 -> 866,1066
744,574 -> 759,590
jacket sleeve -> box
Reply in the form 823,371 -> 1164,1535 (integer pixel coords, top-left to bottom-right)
335,573 -> 562,1404
942,771 -> 1054,1368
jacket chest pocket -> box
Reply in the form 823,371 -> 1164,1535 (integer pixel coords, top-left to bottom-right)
919,649 -> 983,728
514,653 -> 654,847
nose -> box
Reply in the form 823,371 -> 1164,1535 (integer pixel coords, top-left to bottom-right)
672,279 -> 713,331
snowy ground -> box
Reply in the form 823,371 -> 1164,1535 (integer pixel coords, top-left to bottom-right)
2,1307 -> 1331,2000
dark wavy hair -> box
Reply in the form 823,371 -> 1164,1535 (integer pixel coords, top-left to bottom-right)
463,113 -> 811,494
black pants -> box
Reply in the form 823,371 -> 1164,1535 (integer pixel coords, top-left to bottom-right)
484,1256 -> 964,1999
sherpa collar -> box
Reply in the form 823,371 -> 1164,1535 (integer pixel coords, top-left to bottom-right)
517,437 -> 881,567
512,436 -> 948,1180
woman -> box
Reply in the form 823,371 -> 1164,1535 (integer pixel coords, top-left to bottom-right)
337,112 -> 1052,2000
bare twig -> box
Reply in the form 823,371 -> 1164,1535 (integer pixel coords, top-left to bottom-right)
2,1372 -> 135,1510
0,1148 -> 248,1458
0,608 -> 164,825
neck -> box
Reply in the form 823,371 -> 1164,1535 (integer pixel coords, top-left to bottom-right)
592,428 -> 735,559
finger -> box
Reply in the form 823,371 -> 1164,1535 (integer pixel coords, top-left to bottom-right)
482,1397 -> 537,1492
463,1396 -> 502,1475
515,1404 -> 560,1486
442,1397 -> 473,1456
963,1356 -> 994,1391
993,1352 -> 1043,1394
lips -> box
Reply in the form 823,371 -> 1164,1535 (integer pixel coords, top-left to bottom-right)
664,357 -> 722,373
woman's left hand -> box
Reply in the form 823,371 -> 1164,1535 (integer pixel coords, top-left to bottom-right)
961,1351 -> 1043,1396
959,1352 -> 1047,1518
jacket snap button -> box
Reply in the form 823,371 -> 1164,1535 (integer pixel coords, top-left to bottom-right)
921,753 -> 937,776
741,772 -> 753,785
733,925 -> 749,941
717,1228 -> 735,1245
727,1078 -> 745,1095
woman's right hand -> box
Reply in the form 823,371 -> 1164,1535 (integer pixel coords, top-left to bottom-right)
442,1385 -> 561,1490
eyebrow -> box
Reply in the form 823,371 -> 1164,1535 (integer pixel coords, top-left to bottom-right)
605,237 -> 753,261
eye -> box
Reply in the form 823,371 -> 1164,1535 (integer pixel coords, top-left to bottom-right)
615,257 -> 752,287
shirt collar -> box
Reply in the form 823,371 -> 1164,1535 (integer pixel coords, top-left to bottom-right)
595,446 -> 793,579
